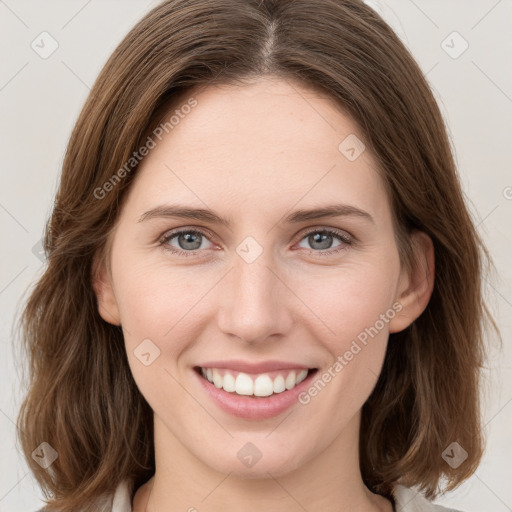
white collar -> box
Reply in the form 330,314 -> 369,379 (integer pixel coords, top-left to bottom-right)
112,478 -> 133,512
391,484 -> 463,512
111,479 -> 463,512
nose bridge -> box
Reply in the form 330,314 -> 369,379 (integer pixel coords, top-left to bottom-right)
216,242 -> 292,344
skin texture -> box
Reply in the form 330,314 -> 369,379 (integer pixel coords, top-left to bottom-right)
93,77 -> 434,512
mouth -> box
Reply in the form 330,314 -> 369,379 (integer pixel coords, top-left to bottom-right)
193,366 -> 318,398
193,365 -> 319,420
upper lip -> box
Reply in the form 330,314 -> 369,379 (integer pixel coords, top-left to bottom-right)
196,360 -> 315,374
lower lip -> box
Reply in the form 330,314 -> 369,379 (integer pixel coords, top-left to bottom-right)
194,368 -> 318,420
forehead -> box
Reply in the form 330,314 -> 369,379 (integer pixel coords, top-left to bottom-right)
126,78 -> 391,224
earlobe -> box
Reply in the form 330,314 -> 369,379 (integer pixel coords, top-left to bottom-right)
389,230 -> 435,333
91,252 -> 121,326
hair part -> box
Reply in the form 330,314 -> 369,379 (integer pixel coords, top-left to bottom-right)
16,0 -> 499,509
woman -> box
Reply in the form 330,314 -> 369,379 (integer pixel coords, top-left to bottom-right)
18,0 -> 496,511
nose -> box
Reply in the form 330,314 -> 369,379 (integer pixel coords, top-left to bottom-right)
216,248 -> 293,345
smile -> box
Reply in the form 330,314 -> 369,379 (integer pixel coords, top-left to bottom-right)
193,366 -> 319,420
198,367 -> 310,397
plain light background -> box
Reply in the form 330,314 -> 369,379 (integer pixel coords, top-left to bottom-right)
0,1 -> 511,511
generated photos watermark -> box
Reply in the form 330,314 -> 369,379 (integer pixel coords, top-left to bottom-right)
298,301 -> 402,405
93,96 -> 198,200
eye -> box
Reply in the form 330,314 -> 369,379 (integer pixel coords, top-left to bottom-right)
160,229 -> 215,257
159,227 -> 353,258
295,228 -> 352,256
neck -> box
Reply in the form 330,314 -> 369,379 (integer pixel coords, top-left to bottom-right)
133,412 -> 392,512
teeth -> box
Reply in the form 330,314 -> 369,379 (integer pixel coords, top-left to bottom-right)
200,367 -> 310,396
285,371 -> 296,390
212,369 -> 223,389
273,374 -> 286,393
235,373 -> 254,395
253,375 -> 274,397
296,369 -> 308,384
222,373 -> 236,392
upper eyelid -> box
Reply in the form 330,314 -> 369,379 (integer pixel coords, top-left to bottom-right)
160,227 -> 215,244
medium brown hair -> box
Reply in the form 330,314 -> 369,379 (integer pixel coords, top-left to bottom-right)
16,0 -> 498,509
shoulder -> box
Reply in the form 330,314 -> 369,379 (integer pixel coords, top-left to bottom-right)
36,481 -> 468,512
392,484 -> 466,512
33,480 -> 132,512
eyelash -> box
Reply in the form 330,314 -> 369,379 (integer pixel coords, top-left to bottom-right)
159,227 -> 353,258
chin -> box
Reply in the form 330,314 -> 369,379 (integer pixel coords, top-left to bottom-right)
203,447 -> 305,480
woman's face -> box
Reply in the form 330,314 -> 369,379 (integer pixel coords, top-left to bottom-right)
95,77 -> 429,479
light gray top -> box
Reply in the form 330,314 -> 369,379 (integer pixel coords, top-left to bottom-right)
35,479 -> 465,511
111,479 -> 464,512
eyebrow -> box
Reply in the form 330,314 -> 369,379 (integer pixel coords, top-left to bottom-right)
138,203 -> 374,226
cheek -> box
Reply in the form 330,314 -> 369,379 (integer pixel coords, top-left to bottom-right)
297,260 -> 399,341
111,245 -> 207,336
112,259 -> 204,407
114,250 -> 400,343
295,262 -> 398,397
112,230 -> 400,350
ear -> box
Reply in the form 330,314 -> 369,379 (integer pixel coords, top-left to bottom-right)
91,249 -> 121,326
389,230 -> 435,333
